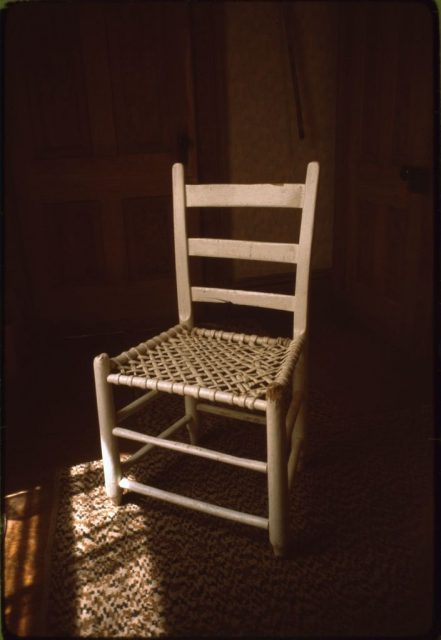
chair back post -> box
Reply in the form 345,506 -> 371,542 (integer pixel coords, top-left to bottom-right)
292,161 -> 319,338
172,163 -> 193,327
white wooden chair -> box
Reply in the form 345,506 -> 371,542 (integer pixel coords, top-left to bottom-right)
94,162 -> 319,556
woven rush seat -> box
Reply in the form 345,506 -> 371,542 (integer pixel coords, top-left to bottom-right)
108,325 -> 304,411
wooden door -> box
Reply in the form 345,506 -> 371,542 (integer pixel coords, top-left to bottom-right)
5,1 -> 197,337
333,2 -> 434,359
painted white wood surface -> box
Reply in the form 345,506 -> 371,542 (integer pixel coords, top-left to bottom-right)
285,390 -> 302,441
266,397 -> 289,556
94,354 -> 122,504
117,389 -> 159,423
172,163 -> 193,326
185,182 -> 305,208
119,477 -> 269,529
185,396 -> 199,445
188,237 -> 298,263
107,371 -> 268,411
196,402 -> 267,425
191,286 -> 296,312
292,161 -> 319,335
121,413 -> 192,469
114,426 -> 267,472
288,434 -> 303,490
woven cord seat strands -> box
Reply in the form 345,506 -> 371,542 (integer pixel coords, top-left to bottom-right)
108,325 -> 303,411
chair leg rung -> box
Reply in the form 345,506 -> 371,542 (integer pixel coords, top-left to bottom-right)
117,389 -> 159,423
114,425 -> 267,473
119,477 -> 269,530
121,413 -> 192,469
196,402 -> 266,424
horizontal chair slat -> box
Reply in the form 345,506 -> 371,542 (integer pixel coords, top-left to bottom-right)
191,286 -> 296,312
185,183 -> 304,209
188,238 -> 298,263
119,477 -> 269,529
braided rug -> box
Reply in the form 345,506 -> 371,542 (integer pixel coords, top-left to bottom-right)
45,393 -> 433,637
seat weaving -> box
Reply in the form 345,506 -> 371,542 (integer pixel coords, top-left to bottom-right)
108,325 -> 304,411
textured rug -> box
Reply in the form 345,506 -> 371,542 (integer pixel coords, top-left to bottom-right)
46,392 -> 433,637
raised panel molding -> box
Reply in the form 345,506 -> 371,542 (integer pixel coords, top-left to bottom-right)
42,200 -> 106,286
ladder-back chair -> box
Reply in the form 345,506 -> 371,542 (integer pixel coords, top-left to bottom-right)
94,162 -> 319,556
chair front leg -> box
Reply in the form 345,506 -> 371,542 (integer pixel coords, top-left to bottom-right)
266,390 -> 289,556
94,354 -> 122,505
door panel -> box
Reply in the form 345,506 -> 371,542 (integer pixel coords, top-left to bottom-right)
6,1 -> 197,336
26,3 -> 93,159
105,2 -> 189,156
123,197 -> 174,281
42,200 -> 107,287
334,2 -> 433,357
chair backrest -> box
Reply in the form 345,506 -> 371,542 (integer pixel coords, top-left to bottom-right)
172,162 -> 319,339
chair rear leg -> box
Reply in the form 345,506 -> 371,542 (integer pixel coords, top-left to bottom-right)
292,350 -> 307,474
266,393 -> 289,556
94,354 -> 122,505
288,403 -> 305,488
185,396 -> 199,445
